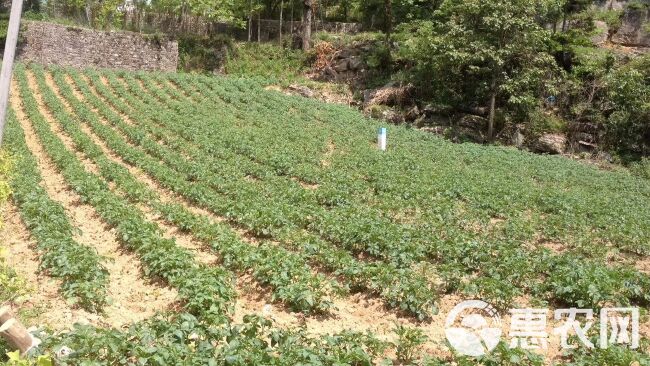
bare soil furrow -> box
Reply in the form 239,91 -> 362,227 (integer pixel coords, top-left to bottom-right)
90,73 -> 459,354
14,75 -> 178,329
42,72 -> 220,268
0,202 -> 97,330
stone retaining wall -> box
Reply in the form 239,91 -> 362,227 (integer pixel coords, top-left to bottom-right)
18,21 -> 178,71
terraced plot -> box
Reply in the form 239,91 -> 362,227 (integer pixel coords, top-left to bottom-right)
1,63 -> 649,364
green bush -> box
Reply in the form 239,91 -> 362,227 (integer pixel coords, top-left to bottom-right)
224,42 -> 308,84
178,34 -> 235,73
627,0 -> 650,10
527,109 -> 567,137
594,9 -> 624,33
630,158 -> 650,180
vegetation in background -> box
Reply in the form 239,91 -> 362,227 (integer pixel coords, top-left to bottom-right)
178,34 -> 235,73
396,0 -> 559,140
631,157 -> 650,179
224,42 -> 308,83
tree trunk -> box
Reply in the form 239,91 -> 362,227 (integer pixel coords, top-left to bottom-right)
384,0 -> 392,38
384,0 -> 392,62
279,0 -> 284,45
488,79 -> 497,140
302,0 -> 312,50
248,0 -> 252,42
257,12 -> 261,42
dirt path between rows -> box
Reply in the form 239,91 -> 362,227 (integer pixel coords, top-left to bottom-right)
41,72 -> 221,269
10,74 -> 178,331
0,201 -> 93,330
86,71 -> 462,358
20,68 -> 648,364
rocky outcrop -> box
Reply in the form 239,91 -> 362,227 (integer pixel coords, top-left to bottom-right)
363,82 -> 414,109
312,41 -> 375,81
287,84 -> 316,98
611,5 -> 650,47
595,0 -> 650,48
535,134 -> 568,154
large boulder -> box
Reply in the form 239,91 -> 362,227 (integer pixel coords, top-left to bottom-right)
382,108 -> 405,124
535,133 -> 567,154
512,130 -> 526,148
611,6 -> 650,47
347,56 -> 365,71
337,48 -> 360,59
405,105 -> 421,122
333,59 -> 349,73
367,105 -> 404,124
592,20 -> 610,45
457,115 -> 488,130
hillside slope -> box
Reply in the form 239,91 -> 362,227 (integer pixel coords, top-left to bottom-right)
1,64 -> 649,364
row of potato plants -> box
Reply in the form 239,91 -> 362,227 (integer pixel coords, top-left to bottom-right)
53,66 -> 343,314
127,72 -> 429,266
179,72 -> 650,258
92,68 -> 438,319
3,109 -> 108,311
16,65 -> 235,321
128,70 -> 650,311
125,70 -> 541,309
83,67 -> 440,318
152,71 -> 650,310
46,65 -> 338,314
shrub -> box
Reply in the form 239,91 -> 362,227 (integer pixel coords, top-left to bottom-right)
178,34 -> 235,73
630,158 -> 650,180
224,42 -> 308,83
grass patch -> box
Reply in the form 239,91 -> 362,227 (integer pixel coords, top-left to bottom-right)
224,42 -> 309,85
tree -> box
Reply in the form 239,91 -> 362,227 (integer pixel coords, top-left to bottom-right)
302,0 -> 312,50
397,0 -> 557,139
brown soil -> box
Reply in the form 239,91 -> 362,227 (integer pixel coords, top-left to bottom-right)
83,72 -> 464,356
0,202 -> 99,330
7,69 -> 645,365
42,72 -> 220,267
136,202 -> 221,266
636,257 -> 650,275
11,75 -> 178,330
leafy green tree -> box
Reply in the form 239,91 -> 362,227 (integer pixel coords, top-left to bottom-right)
150,0 -> 243,22
358,0 -> 439,29
555,43 -> 650,155
397,0 -> 558,139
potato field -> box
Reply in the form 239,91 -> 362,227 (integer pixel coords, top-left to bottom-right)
1,63 -> 649,365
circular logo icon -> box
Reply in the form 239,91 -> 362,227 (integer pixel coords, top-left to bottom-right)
445,300 -> 502,356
